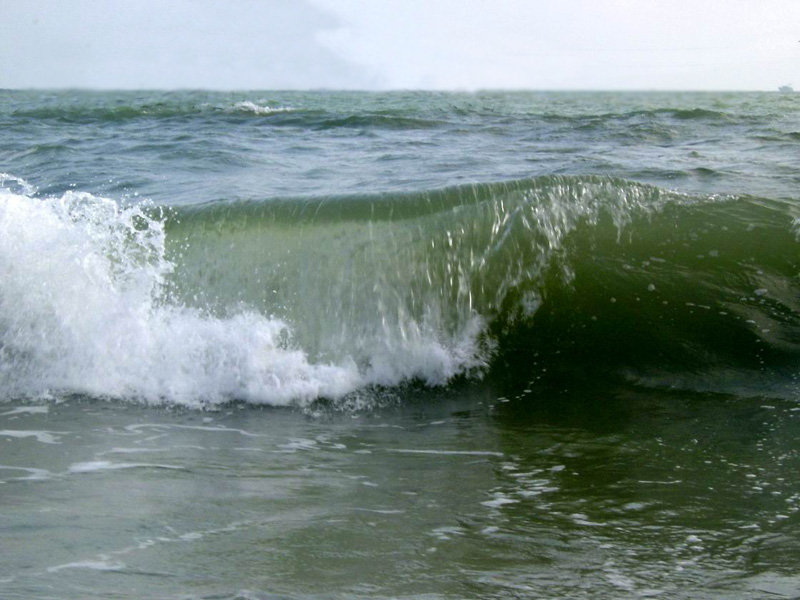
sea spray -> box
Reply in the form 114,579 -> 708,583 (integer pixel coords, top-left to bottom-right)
0,181 -> 493,406
0,184 -> 362,405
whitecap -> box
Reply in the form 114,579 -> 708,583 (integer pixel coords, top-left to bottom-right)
232,101 -> 294,115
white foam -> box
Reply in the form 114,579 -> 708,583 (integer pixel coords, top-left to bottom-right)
123,423 -> 260,437
0,406 -> 49,415
279,438 -> 319,452
0,430 -> 63,444
0,172 -> 36,196
0,185 -> 363,407
47,559 -> 125,573
233,101 -> 294,115
363,314 -> 488,387
0,464 -> 52,480
97,447 -> 170,455
481,495 -> 519,508
0,183 -> 489,407
387,449 -> 503,457
66,460 -> 185,473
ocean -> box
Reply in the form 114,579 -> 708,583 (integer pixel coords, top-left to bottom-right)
1,89 -> 799,599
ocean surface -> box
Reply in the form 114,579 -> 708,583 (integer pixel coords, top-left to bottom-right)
1,90 -> 799,599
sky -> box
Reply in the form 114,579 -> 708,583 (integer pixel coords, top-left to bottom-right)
2,0 -> 798,91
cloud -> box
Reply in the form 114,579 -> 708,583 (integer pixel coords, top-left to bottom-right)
1,0 -> 379,89
311,0 -> 800,90
3,0 -> 798,90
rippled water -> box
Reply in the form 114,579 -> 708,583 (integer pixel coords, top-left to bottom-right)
2,387 -> 799,599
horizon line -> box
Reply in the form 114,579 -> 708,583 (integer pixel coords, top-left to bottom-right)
1,86 -> 792,94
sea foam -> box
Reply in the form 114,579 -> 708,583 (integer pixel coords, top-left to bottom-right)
232,101 -> 294,115
0,180 -> 479,407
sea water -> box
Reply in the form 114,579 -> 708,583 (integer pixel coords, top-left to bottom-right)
1,90 -> 799,598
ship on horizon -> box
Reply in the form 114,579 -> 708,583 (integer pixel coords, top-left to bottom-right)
778,84 -> 794,93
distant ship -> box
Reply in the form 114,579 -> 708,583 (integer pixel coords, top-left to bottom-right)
778,85 -> 794,93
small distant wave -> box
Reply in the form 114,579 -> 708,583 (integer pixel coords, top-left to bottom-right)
10,100 -> 297,122
11,104 -> 190,122
669,107 -> 727,121
8,99 -> 442,131
540,107 -> 730,124
690,166 -> 723,177
231,101 -> 295,115
311,114 -> 444,130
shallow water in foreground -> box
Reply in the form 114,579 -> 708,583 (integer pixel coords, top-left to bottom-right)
2,383 -> 799,599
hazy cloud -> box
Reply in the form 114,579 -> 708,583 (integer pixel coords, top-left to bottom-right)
1,0 -> 379,89
312,0 -> 800,90
2,0 -> 798,90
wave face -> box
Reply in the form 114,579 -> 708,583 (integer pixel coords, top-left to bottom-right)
1,174 -> 799,406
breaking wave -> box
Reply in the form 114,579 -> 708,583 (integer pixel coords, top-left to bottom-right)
1,174 -> 798,407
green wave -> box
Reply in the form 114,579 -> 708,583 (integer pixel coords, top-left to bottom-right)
161,176 -> 800,395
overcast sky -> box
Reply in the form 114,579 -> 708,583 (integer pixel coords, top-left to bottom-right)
2,0 -> 798,91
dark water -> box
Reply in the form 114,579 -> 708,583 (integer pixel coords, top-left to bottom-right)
1,90 -> 799,598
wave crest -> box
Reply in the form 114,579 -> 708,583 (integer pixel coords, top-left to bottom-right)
2,175 -> 798,405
